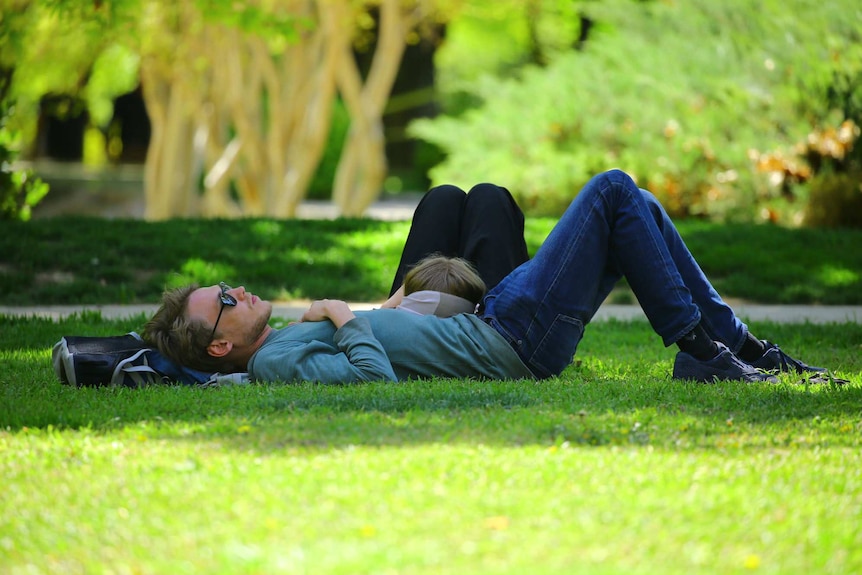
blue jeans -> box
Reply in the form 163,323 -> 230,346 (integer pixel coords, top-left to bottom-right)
480,169 -> 748,379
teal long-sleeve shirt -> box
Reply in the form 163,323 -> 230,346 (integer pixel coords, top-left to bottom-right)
247,309 -> 534,384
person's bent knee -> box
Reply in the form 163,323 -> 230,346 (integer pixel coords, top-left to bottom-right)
589,169 -> 640,206
601,168 -> 636,187
412,184 -> 468,219
466,183 -> 520,212
468,182 -> 509,196
425,184 -> 467,203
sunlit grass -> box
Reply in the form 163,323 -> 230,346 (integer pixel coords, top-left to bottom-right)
3,433 -> 859,575
818,264 -> 858,288
0,215 -> 859,572
2,314 -> 860,574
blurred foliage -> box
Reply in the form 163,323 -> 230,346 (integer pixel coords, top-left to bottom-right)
754,119 -> 862,227
4,0 -> 860,225
1,97 -> 49,220
412,0 -> 862,226
434,0 -> 586,109
805,171 -> 862,228
0,0 -> 311,141
1,1 -> 117,145
0,55 -> 48,220
85,44 -> 140,127
308,99 -> 349,200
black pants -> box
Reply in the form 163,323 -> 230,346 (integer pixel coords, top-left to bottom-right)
389,183 -> 530,296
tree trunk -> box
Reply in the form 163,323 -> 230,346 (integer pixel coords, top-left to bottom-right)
332,0 -> 413,216
140,60 -> 199,220
134,0 -> 432,219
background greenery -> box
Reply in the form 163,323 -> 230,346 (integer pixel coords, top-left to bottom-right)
415,0 -> 862,225
3,0 -> 861,225
1,216 -> 861,305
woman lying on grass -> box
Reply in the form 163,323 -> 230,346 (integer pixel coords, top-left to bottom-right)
144,170 -> 841,385
388,255 -> 487,318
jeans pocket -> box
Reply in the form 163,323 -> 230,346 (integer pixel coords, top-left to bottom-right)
527,314 -> 585,379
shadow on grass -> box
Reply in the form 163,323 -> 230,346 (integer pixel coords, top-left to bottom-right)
3,363 -> 860,452
679,222 -> 862,305
0,217 -> 410,305
2,314 -> 860,451
4,217 -> 861,306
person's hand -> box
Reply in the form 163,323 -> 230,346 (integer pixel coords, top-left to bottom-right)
300,299 -> 356,328
379,285 -> 404,309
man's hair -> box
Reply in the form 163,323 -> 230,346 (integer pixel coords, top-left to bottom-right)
403,255 -> 486,304
143,285 -> 229,373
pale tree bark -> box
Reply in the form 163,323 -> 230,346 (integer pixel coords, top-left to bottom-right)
199,8 -> 341,218
135,0 -> 437,220
140,59 -> 202,219
201,25 -> 261,217
138,2 -> 208,220
331,0 -> 420,216
265,4 -> 340,217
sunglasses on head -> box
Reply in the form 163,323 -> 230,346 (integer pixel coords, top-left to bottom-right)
210,281 -> 237,340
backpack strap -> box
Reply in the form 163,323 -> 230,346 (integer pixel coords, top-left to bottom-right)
51,337 -> 76,386
200,372 -> 251,388
111,348 -> 165,387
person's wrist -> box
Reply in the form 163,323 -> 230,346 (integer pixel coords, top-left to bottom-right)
325,300 -> 355,328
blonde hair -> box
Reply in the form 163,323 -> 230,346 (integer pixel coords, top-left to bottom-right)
403,256 -> 486,304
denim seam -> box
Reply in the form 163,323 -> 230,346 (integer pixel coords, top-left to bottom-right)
528,313 -> 584,378
611,171 -> 700,347
524,176 -> 607,340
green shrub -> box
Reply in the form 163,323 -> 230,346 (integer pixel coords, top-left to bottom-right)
801,119 -> 862,228
804,170 -> 862,228
0,100 -> 48,221
411,0 -> 862,223
753,118 -> 862,227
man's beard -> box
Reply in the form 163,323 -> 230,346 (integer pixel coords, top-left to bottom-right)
241,302 -> 273,346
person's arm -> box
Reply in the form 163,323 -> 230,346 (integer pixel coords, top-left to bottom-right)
379,285 -> 404,309
250,300 -> 398,384
300,299 -> 356,327
330,316 -> 398,381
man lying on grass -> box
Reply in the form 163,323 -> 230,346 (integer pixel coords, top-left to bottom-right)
144,170 -> 836,385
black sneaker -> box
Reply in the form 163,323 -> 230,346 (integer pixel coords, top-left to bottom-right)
750,341 -> 827,373
750,341 -> 849,385
673,343 -> 778,383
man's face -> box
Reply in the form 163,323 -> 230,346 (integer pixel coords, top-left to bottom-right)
187,283 -> 273,345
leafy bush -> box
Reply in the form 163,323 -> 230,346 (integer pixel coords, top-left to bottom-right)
801,118 -> 862,228
752,119 -> 862,227
1,99 -> 48,221
411,0 -> 862,223
804,171 -> 862,228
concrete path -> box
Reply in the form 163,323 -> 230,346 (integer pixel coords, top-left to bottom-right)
2,302 -> 861,324
31,184 -> 424,221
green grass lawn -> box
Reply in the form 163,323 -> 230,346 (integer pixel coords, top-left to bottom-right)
2,312 -> 861,574
2,216 -> 861,573
2,216 -> 861,305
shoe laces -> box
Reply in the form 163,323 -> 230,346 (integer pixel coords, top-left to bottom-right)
771,346 -> 795,370
760,342 -> 802,372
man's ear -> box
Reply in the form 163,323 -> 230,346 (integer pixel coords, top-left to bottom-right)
207,339 -> 233,358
